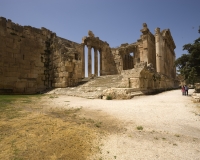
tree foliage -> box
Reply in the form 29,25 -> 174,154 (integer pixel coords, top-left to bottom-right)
175,28 -> 200,84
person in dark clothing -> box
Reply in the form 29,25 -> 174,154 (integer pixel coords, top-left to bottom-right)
184,85 -> 189,96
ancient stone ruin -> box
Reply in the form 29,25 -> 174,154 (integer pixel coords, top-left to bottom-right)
0,17 -> 178,98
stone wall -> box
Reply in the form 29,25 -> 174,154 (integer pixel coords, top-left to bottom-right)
0,17 -> 178,95
117,62 -> 177,94
111,23 -> 177,92
0,17 -> 82,94
50,37 -> 82,88
155,28 -> 176,78
0,17 -> 50,93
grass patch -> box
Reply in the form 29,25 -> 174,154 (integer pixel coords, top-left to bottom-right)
49,95 -> 58,98
95,122 -> 102,128
106,95 -> 112,100
0,94 -> 45,119
175,134 -> 180,137
0,95 -> 26,119
136,126 -> 143,130
0,95 -> 101,159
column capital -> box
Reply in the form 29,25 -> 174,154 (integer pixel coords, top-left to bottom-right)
87,45 -> 92,49
94,47 -> 98,52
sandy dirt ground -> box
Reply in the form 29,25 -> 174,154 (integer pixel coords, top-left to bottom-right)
48,89 -> 200,160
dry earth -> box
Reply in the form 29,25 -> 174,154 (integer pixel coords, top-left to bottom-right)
48,89 -> 200,160
0,89 -> 200,160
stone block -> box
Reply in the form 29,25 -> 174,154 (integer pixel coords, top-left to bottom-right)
27,73 -> 38,78
34,61 -> 44,67
28,81 -> 37,88
15,81 -> 27,88
36,87 -> 46,93
59,72 -> 63,77
129,78 -> 140,88
195,83 -> 200,93
14,88 -> 24,93
55,83 -> 62,88
60,66 -> 64,72
26,87 -> 36,93
61,82 -> 67,87
65,66 -> 74,72
5,71 -> 20,77
41,75 -> 45,80
5,37 -> 14,48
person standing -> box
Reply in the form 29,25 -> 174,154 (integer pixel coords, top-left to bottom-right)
181,86 -> 185,95
184,85 -> 189,96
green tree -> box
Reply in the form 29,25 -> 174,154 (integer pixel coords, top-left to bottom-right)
175,28 -> 200,84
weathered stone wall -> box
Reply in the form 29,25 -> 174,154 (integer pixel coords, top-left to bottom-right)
0,17 -> 178,95
118,62 -> 176,92
111,23 -> 177,92
111,43 -> 138,74
51,37 -> 82,87
101,44 -> 117,75
155,28 -> 176,78
0,17 -> 52,94
0,17 -> 82,94
111,24 -> 157,74
139,23 -> 156,69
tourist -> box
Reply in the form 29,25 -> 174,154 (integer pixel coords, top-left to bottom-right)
181,86 -> 185,95
184,85 -> 189,96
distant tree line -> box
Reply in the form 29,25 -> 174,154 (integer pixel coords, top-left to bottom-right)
175,26 -> 200,84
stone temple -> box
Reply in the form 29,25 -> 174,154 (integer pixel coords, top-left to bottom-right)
0,17 -> 178,99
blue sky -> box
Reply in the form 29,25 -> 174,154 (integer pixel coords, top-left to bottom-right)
0,0 -> 200,59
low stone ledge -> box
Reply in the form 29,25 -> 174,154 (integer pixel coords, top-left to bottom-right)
192,93 -> 200,102
102,88 -> 144,100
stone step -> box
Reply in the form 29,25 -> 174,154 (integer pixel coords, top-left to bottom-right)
79,75 -> 123,88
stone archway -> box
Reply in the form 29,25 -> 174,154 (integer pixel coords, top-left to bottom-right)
81,30 -> 109,78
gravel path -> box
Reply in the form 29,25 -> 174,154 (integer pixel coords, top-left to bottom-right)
49,89 -> 200,160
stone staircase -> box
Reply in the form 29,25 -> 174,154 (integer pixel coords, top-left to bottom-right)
47,75 -> 123,99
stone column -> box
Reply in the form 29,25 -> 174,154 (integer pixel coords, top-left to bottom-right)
155,28 -> 161,73
99,50 -> 102,76
88,45 -> 92,77
122,55 -> 125,70
127,55 -> 129,69
131,57 -> 133,68
125,55 -> 127,70
94,48 -> 98,76
128,55 -> 130,69
81,44 -> 85,78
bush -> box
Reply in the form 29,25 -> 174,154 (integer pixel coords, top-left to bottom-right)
136,126 -> 143,130
106,95 -> 112,100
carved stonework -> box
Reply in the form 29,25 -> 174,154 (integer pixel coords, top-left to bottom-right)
140,23 -> 149,34
88,30 -> 95,37
155,27 -> 160,34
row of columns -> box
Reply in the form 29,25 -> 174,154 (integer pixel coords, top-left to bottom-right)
123,54 -> 134,70
82,45 -> 102,78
